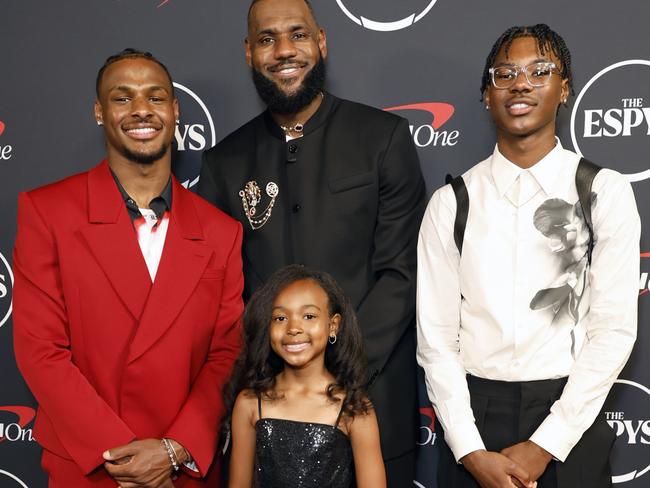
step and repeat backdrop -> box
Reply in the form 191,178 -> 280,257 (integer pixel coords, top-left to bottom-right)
1,1 -> 649,487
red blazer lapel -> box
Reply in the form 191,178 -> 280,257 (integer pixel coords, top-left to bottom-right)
78,161 -> 152,321
127,178 -> 212,364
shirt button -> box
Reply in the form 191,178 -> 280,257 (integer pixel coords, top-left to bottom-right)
288,144 -> 298,154
292,204 -> 301,213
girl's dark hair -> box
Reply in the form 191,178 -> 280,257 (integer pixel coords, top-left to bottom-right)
224,264 -> 370,429
480,24 -> 573,101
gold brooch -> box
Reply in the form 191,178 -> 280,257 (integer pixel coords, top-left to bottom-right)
239,181 -> 279,230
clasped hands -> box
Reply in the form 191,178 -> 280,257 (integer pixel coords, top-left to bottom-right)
103,438 -> 189,488
461,440 -> 552,488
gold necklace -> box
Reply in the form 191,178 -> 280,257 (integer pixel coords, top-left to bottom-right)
278,92 -> 324,136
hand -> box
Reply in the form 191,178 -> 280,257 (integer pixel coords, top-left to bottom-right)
103,438 -> 173,488
461,449 -> 535,488
501,441 -> 552,483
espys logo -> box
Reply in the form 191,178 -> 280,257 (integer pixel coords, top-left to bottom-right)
417,406 -> 437,446
571,60 -> 650,183
384,102 -> 459,148
172,82 -> 216,189
0,406 -> 35,443
336,0 -> 437,32
0,251 -> 14,329
604,380 -> 650,484
0,119 -> 13,161
640,252 -> 650,297
0,470 -> 29,488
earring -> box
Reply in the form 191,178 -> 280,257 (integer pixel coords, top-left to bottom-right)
485,105 -> 489,110
328,334 -> 337,345
175,119 -> 180,125
97,120 -> 103,126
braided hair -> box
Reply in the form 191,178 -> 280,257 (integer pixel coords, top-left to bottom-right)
96,48 -> 174,97
480,24 -> 573,101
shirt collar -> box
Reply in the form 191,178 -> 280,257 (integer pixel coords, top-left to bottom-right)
491,137 -> 565,197
111,171 -> 172,221
263,92 -> 335,140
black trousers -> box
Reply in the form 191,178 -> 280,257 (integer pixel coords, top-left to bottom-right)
385,448 -> 416,488
438,375 -> 615,488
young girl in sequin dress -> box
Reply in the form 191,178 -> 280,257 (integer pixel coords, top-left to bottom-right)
226,265 -> 386,488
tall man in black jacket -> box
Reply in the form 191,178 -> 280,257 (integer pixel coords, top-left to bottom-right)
198,0 -> 426,484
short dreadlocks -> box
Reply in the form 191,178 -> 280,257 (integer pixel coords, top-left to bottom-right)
480,24 -> 573,101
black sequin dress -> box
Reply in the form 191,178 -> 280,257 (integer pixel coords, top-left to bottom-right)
254,397 -> 354,487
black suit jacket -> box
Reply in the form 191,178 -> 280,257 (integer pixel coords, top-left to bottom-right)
199,93 -> 426,458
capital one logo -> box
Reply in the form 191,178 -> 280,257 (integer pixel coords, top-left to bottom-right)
384,102 -> 458,148
0,470 -> 29,488
172,82 -> 216,189
604,379 -> 650,484
336,0 -> 437,32
0,120 -> 13,161
570,60 -> 650,183
640,252 -> 650,297
0,406 -> 35,443
0,251 -> 14,328
417,406 -> 437,447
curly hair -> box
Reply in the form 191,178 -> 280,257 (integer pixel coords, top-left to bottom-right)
480,24 -> 573,101
223,265 -> 371,431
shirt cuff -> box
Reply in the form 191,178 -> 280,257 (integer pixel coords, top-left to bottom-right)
445,422 -> 486,463
530,413 -> 581,462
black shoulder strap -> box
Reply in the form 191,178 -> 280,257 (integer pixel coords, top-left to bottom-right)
575,157 -> 602,265
334,398 -> 346,429
257,395 -> 262,419
450,176 -> 469,255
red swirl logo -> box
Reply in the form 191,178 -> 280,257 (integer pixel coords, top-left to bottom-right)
0,406 -> 35,443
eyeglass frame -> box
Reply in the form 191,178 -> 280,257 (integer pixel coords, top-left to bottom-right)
488,62 -> 561,89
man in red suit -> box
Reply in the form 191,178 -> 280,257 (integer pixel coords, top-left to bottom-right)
13,49 -> 243,487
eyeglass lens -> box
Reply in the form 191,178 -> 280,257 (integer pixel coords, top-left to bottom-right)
492,63 -> 555,88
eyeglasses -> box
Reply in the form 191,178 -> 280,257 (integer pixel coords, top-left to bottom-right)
489,62 -> 560,89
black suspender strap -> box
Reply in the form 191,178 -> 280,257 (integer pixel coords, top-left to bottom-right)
449,158 -> 601,262
450,176 -> 469,255
575,157 -> 602,265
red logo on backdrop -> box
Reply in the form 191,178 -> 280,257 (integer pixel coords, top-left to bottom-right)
0,406 -> 35,443
419,406 -> 436,430
0,120 -> 13,161
384,102 -> 460,148
385,103 -> 454,130
640,252 -> 650,296
418,406 -> 437,446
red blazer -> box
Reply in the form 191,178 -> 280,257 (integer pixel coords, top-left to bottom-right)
13,161 -> 243,487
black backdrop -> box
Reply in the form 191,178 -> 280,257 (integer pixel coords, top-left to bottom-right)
1,1 -> 649,487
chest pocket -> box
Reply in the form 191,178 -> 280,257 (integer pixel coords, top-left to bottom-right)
201,267 -> 226,280
328,171 -> 375,194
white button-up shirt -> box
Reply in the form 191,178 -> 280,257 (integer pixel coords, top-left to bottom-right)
416,141 -> 640,462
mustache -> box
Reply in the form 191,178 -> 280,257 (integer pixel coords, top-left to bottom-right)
251,56 -> 327,115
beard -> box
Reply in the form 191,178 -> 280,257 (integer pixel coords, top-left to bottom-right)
119,141 -> 169,166
251,56 -> 326,115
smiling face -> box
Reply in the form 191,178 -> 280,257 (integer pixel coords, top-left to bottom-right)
246,0 -> 327,113
269,279 -> 340,371
484,36 -> 568,141
94,57 -> 179,166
